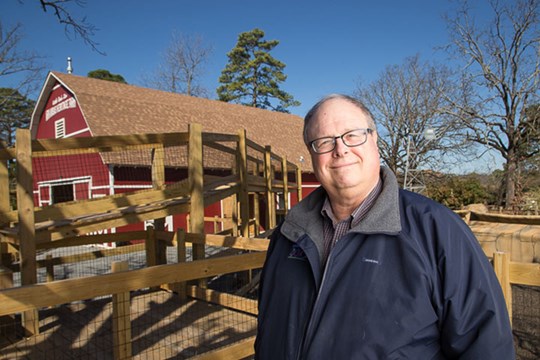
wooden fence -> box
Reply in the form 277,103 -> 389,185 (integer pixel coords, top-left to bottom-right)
0,124 -> 301,358
0,123 -> 300,271
0,227 -> 538,359
493,252 -> 540,324
0,230 -> 269,359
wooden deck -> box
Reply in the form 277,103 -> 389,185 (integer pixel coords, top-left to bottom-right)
0,289 -> 257,359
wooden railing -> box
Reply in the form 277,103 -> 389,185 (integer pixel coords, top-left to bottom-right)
0,231 -> 270,360
0,123 -> 302,339
0,232 -> 538,359
493,252 -> 540,324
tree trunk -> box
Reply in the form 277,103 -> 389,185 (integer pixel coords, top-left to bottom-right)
504,157 -> 517,210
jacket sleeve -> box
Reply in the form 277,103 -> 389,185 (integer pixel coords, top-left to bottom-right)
436,211 -> 515,359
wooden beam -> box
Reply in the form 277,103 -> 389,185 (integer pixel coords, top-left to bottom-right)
0,158 -> 9,217
8,244 -> 147,273
151,144 -> 165,189
34,178 -> 190,224
31,132 -> 189,153
188,286 -> 258,315
0,265 -> 13,289
237,129 -> 249,238
36,231 -> 148,250
493,252 -> 512,324
173,229 -> 187,299
36,201 -> 192,242
281,156 -> 289,214
186,233 -> 269,251
0,251 -> 267,316
509,262 -> 540,287
189,123 -> 205,264
264,146 -> 275,229
16,129 -> 39,336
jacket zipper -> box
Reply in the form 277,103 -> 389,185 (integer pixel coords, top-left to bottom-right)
296,248 -> 334,360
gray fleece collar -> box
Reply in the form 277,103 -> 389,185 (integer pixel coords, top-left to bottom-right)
280,167 -> 402,252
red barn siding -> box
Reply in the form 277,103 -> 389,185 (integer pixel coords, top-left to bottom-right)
36,85 -> 90,139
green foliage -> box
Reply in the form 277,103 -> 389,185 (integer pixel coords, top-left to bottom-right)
427,174 -> 491,209
217,28 -> 299,113
0,88 -> 35,146
87,69 -> 127,84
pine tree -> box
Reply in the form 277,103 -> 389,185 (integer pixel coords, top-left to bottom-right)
217,28 -> 299,113
0,88 -> 35,146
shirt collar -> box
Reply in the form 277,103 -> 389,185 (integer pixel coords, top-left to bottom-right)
321,178 -> 383,228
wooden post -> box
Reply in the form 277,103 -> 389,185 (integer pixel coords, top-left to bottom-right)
112,261 -> 132,360
0,157 -> 9,217
46,254 -> 54,282
237,129 -> 249,238
213,215 -> 219,233
0,143 -> 10,278
231,194 -> 239,236
151,145 -> 165,189
296,167 -> 303,202
189,123 -> 205,263
0,265 -> 14,320
151,145 -> 167,265
145,227 -> 157,268
175,229 -> 187,300
493,251 -> 512,325
16,129 -> 39,336
0,265 -> 13,289
264,146 -> 275,229
281,157 -> 289,215
254,162 -> 262,236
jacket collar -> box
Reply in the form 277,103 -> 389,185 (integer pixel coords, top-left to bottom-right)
281,167 -> 402,249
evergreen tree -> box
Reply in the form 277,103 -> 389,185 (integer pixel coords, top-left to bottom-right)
217,28 -> 299,113
87,69 -> 127,84
0,88 -> 35,146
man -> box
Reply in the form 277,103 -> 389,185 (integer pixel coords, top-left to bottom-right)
255,94 -> 515,359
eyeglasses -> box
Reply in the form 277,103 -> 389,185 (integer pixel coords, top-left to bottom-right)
309,128 -> 374,154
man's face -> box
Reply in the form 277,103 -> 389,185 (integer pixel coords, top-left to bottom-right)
306,98 -> 380,199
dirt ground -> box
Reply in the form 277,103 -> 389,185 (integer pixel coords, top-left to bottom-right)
0,290 -> 257,359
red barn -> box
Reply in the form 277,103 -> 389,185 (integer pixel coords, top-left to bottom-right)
29,72 -> 319,237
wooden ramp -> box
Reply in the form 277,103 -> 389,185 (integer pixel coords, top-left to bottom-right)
0,289 -> 257,359
1,174 -> 241,244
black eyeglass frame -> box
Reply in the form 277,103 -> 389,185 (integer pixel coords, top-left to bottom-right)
309,128 -> 374,154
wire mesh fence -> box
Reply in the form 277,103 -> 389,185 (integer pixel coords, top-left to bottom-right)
0,289 -> 257,359
513,284 -> 540,360
0,240 -> 262,360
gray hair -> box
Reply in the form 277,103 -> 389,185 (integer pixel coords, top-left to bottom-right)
303,94 -> 377,145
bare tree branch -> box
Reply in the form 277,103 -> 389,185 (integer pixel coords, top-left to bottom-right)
142,32 -> 213,97
37,0 -> 104,55
0,21 -> 46,105
355,55 -> 466,183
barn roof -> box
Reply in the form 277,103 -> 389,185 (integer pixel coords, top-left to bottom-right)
30,71 -> 312,172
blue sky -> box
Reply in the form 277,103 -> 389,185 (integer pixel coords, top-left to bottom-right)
1,0 -> 476,117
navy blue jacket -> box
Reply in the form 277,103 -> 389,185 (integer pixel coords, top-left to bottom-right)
255,168 -> 514,359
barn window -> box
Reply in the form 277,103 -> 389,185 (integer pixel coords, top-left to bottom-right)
51,184 -> 73,204
55,119 -> 66,138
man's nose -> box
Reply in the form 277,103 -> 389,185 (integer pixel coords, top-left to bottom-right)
332,137 -> 349,156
